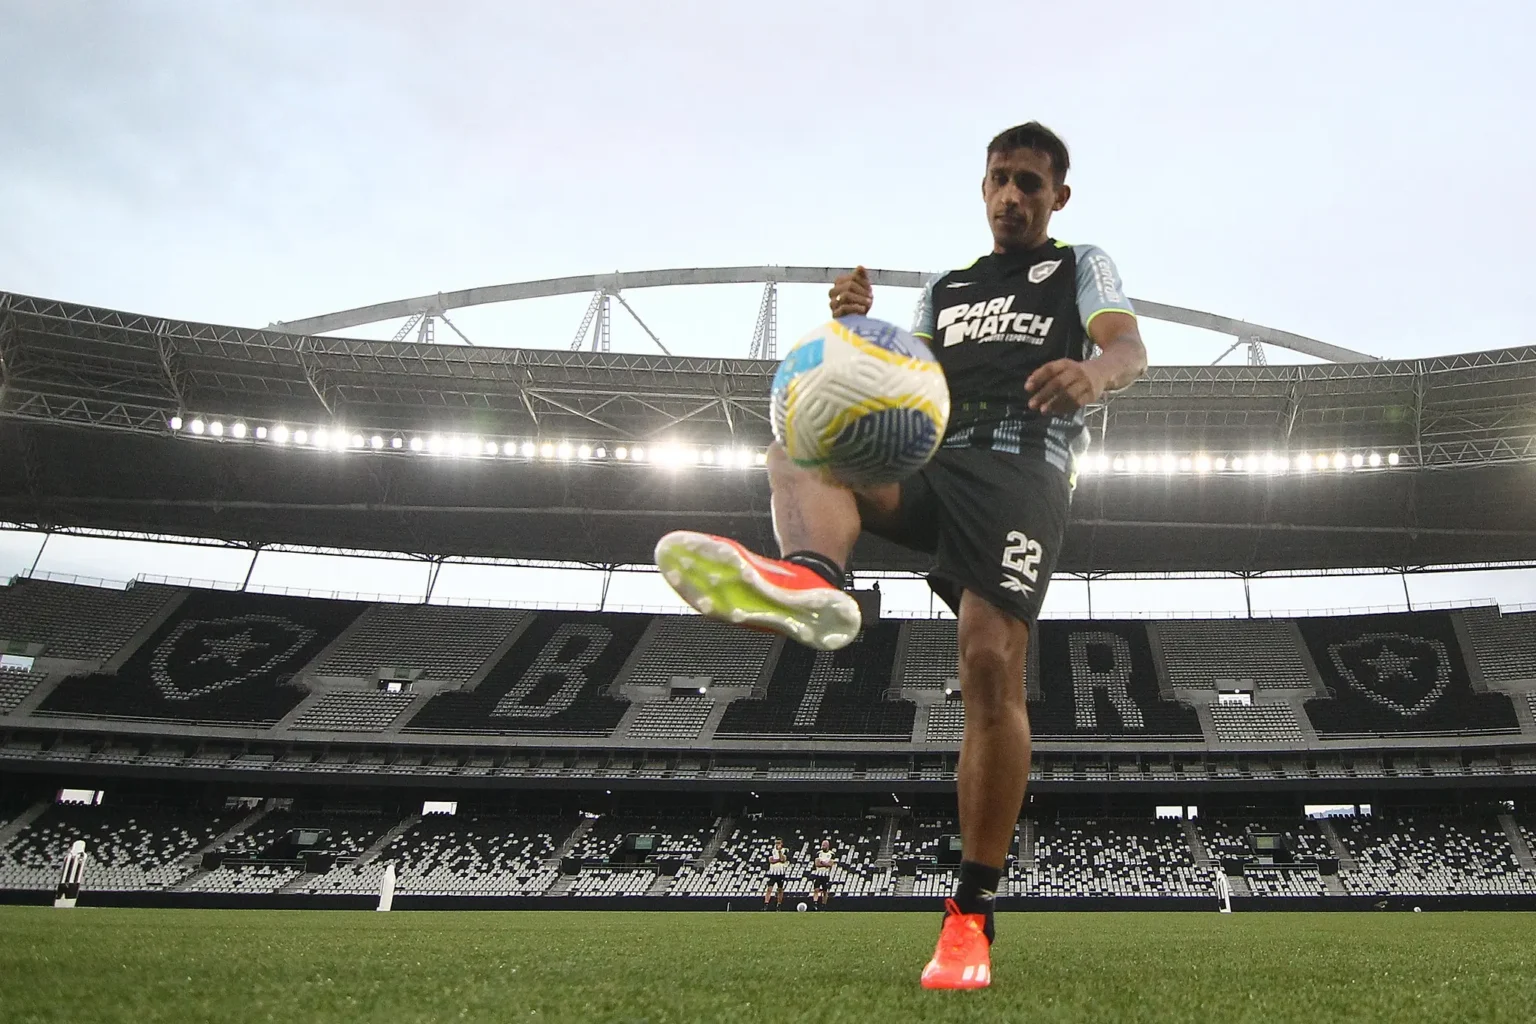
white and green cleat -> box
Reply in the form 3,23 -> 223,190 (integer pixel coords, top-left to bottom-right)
654,531 -> 862,651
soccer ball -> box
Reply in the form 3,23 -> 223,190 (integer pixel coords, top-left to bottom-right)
796,901 -> 809,913
771,315 -> 949,487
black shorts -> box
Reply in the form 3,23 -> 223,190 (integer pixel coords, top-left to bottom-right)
874,448 -> 1070,623
810,873 -> 831,891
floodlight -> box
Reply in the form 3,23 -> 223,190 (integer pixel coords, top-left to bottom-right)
294,430 -> 309,445
1126,455 -> 1142,473
1213,457 -> 1227,471
351,434 -> 365,449
700,448 -> 715,465
210,421 -> 224,437
1331,452 -> 1346,469
409,437 -> 424,452
1295,453 -> 1310,471
391,436 -> 402,449
632,446 -> 647,462
735,447 -> 752,468
1351,453 -> 1364,468
578,444 -> 592,459
1187,456 -> 1202,473
1094,453 -> 1110,472
754,451 -> 766,465
557,442 -> 573,459
370,436 -> 383,449
540,443 -> 555,458
594,447 -> 607,459
315,428 -> 330,448
615,446 -> 629,460
254,426 -> 267,440
1314,454 -> 1329,470
428,436 -> 445,454
485,441 -> 498,456
272,425 -> 290,444
169,416 -> 183,431
190,419 -> 205,435
232,423 -> 247,439
521,441 -> 535,457
1368,452 -> 1381,467
1387,451 -> 1400,466
1112,457 -> 1126,472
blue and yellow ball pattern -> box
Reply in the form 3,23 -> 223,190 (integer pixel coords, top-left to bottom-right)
771,315 -> 950,486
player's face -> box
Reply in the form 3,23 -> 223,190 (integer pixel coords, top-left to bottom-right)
983,148 -> 1070,253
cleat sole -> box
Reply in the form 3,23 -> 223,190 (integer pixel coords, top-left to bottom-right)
654,532 -> 861,651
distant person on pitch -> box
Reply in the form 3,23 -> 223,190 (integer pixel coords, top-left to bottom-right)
655,121 -> 1147,988
763,838 -> 789,910
809,840 -> 835,910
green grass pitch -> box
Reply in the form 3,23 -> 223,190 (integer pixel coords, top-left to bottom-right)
2,907 -> 1535,1023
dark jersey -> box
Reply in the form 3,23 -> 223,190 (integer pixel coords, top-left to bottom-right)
911,239 -> 1134,473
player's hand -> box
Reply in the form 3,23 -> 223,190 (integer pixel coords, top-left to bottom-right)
829,266 -> 872,318
1025,359 -> 1108,416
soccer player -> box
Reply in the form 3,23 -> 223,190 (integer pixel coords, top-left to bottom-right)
656,121 -> 1147,988
763,838 -> 789,910
809,839 -> 835,910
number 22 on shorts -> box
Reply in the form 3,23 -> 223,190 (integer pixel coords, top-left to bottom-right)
1000,530 -> 1043,594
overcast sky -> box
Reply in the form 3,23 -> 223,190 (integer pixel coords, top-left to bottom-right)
1,0 -> 1531,614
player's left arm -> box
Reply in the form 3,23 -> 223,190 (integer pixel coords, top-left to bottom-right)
1026,245 -> 1147,416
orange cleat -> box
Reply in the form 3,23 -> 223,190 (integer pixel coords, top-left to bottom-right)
920,899 -> 992,990
654,531 -> 862,651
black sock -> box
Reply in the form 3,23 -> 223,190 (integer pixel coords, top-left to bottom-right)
784,550 -> 845,589
953,860 -> 1001,944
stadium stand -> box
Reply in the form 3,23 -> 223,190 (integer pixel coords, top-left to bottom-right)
1156,619 -> 1316,691
309,604 -> 526,682
1244,867 -> 1329,897
0,802 -> 238,891
625,696 -> 715,740
1208,704 -> 1306,743
1018,819 -> 1210,897
1334,815 -> 1536,896
1199,819 -> 1335,861
37,590 -> 365,725
716,621 -> 915,739
390,813 -> 570,895
0,667 -> 46,713
1300,612 -> 1519,736
0,578 -> 180,662
669,818 -> 888,898
898,620 -> 964,692
1030,621 -> 1202,739
568,814 -> 717,868
183,863 -> 304,894
624,616 -> 778,690
564,867 -> 657,896
290,691 -> 418,732
924,696 -> 966,742
1460,607 -> 1536,681
402,612 -> 642,735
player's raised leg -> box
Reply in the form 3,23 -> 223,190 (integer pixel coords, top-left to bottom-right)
921,589 -> 1031,991
655,444 -> 896,651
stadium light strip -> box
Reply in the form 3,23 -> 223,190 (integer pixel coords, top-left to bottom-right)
165,418 -> 1405,475
166,416 -> 770,469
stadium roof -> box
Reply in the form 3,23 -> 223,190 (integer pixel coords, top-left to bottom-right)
1,290 -> 1533,573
